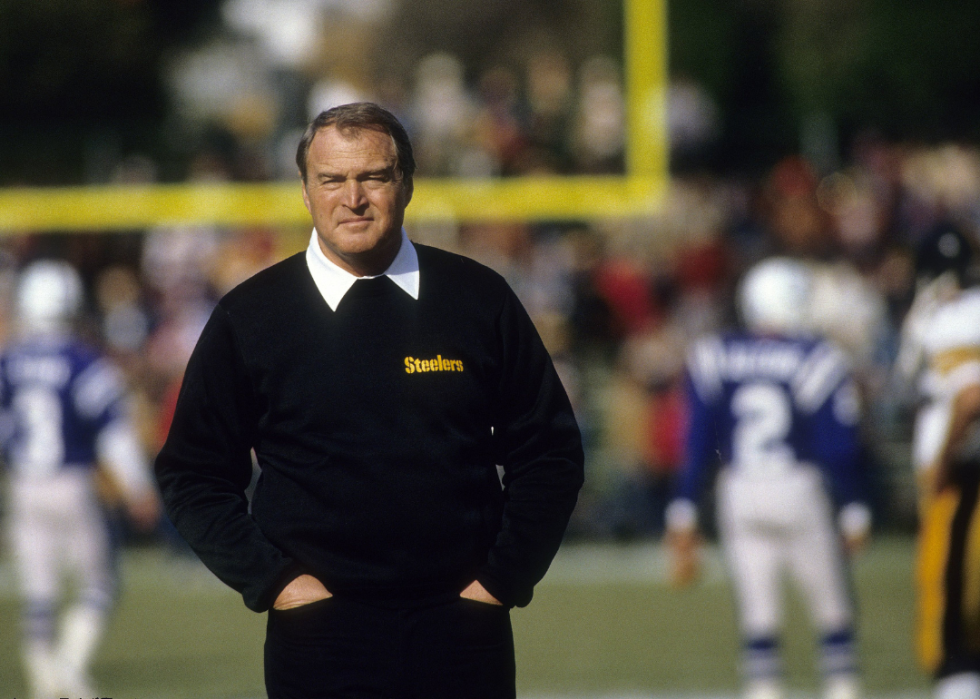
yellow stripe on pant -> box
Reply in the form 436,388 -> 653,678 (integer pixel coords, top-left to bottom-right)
917,490 -> 957,673
917,477 -> 980,676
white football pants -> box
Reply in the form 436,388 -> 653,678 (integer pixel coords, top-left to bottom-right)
7,468 -> 114,695
716,465 -> 854,639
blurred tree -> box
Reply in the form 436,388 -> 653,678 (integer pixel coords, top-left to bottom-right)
669,0 -> 796,174
0,0 -> 221,184
1,0 -> 979,184
843,0 -> 980,142
376,0 -> 622,86
669,0 -> 980,174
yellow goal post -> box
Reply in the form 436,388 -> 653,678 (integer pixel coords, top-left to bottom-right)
0,0 -> 667,233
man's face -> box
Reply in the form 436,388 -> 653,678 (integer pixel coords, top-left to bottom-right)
301,125 -> 413,276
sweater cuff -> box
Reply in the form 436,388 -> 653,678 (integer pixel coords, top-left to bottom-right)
250,560 -> 304,613
476,570 -> 526,609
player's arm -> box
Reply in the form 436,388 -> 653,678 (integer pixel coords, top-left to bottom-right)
665,499 -> 701,588
894,275 -> 957,385
96,414 -> 161,531
806,350 -> 871,554
930,381 -> 980,494
664,366 -> 717,587
73,357 -> 161,531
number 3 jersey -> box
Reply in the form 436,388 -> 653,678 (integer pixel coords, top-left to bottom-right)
0,336 -> 129,479
674,332 -> 864,513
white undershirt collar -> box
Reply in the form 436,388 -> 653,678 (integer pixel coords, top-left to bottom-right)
305,228 -> 420,311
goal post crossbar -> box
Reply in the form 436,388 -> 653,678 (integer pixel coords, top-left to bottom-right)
0,0 -> 667,234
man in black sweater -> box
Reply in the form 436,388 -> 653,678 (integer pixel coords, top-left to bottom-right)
154,102 -> 584,698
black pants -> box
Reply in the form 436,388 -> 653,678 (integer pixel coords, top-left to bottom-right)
264,595 -> 516,699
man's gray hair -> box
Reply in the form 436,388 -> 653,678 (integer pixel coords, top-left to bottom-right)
296,102 -> 416,184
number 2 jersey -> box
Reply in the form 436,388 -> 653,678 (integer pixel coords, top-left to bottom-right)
0,335 -> 130,479
674,331 -> 864,511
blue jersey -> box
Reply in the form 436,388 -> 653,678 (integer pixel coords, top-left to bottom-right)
0,335 -> 127,477
677,332 -> 863,507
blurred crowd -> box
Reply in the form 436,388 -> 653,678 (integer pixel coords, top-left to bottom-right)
159,0 -> 643,182
3,0 -> 980,545
436,138 -> 980,541
2,135 -> 979,545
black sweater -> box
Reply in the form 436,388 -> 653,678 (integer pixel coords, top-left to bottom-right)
155,244 -> 584,612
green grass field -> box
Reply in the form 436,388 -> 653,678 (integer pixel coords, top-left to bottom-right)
0,536 -> 931,698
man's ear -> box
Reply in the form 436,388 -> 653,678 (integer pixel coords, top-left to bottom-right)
402,178 -> 414,208
300,176 -> 312,214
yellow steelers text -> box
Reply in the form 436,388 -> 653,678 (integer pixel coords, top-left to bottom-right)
404,355 -> 464,374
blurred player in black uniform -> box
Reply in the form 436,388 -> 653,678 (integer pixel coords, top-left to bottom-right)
897,224 -> 980,699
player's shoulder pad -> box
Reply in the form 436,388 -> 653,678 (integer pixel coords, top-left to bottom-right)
685,334 -> 727,402
927,288 -> 980,352
72,353 -> 126,419
791,338 -> 851,414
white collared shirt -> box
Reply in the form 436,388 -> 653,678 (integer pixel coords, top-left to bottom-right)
305,228 -> 420,311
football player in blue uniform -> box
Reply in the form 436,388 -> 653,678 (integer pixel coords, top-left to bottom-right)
666,257 -> 870,699
1,260 -> 159,698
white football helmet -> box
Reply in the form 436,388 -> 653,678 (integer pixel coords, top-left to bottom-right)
738,256 -> 812,333
16,259 -> 84,333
